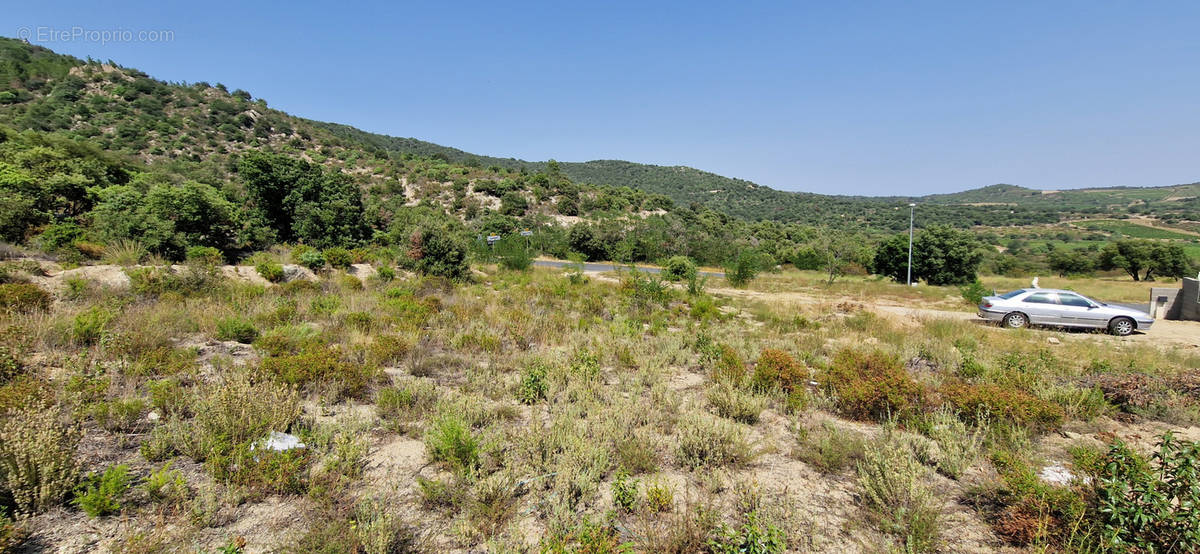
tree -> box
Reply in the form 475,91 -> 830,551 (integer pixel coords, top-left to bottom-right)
238,152 -> 366,248
873,226 -> 983,286
913,226 -> 984,286
567,224 -> 609,261
724,250 -> 767,288
1099,240 -> 1192,281
871,234 -> 911,283
808,228 -> 869,285
408,227 -> 468,280
1047,249 -> 1095,276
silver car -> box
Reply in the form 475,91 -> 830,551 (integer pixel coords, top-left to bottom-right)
978,288 -> 1154,336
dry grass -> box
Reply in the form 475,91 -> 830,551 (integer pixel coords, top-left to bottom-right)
0,261 -> 1196,551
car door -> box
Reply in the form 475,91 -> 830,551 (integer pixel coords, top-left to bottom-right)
1056,292 -> 1105,328
1020,291 -> 1062,325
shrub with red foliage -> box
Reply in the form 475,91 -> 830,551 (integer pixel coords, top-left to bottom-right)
752,349 -> 805,392
820,349 -> 924,422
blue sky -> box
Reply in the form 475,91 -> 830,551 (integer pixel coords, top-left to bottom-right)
8,1 -> 1200,195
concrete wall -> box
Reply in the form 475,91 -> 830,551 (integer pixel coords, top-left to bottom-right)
1182,278 -> 1200,320
1151,278 -> 1200,321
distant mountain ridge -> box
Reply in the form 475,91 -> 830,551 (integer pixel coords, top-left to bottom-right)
2,35 -> 1197,230
310,120 -> 1200,223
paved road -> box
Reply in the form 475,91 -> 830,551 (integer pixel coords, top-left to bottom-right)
532,259 -> 725,277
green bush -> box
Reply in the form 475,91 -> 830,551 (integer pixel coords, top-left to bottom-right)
141,374 -> 300,464
0,284 -> 50,313
495,236 -> 532,271
611,470 -> 640,512
74,464 -> 131,517
712,344 -> 747,383
376,265 -> 395,282
959,279 -> 988,305
706,380 -> 766,424
323,247 -> 353,269
185,246 -> 224,266
0,345 -> 23,385
724,250 -> 765,288
516,362 -> 548,404
794,421 -> 867,473
938,381 -> 1063,430
215,316 -> 259,344
1095,432 -> 1200,551
260,346 -> 377,400
708,511 -> 786,554
408,228 -> 469,280
298,250 -> 326,271
255,261 -> 285,283
424,415 -> 479,474
662,256 -> 697,282
376,379 -> 439,435
73,306 -> 114,345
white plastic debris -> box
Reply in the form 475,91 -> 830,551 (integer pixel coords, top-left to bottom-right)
146,411 -> 160,422
261,431 -> 305,452
1039,463 -> 1089,486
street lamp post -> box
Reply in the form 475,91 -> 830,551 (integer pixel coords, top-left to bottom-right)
907,203 -> 915,286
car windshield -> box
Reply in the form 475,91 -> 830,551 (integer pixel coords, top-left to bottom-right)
998,289 -> 1025,299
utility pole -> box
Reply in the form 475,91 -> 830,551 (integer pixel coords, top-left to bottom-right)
907,203 -> 915,286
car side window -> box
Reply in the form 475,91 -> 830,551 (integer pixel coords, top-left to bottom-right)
1058,293 -> 1092,307
1024,292 -> 1058,304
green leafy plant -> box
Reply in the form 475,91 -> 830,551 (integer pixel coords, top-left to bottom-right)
662,256 -> 697,282
323,247 -> 353,269
708,511 -> 786,554
74,464 -> 131,517
959,279 -> 988,305
298,250 -> 326,271
424,415 -> 479,474
724,250 -> 765,288
1095,432 -> 1200,551
215,316 -> 258,343
611,470 -> 640,512
516,362 -> 548,404
255,260 -> 285,283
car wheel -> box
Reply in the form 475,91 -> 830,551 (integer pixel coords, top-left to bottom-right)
1002,312 -> 1028,329
1109,317 -> 1135,336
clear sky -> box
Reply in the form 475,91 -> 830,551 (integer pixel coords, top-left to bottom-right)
7,1 -> 1200,195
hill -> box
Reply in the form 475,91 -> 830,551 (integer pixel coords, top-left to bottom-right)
0,36 -> 1197,275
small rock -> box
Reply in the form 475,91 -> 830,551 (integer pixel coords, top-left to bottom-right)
147,411 -> 160,422
1046,337 -> 1061,345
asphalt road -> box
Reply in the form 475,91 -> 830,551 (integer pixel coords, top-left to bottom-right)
531,259 -> 725,277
